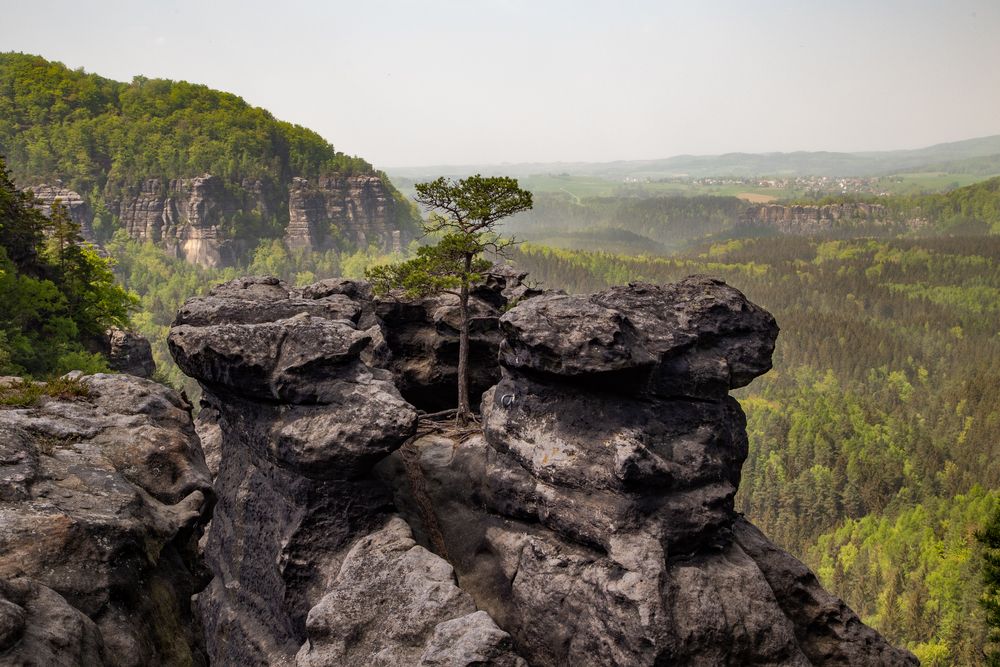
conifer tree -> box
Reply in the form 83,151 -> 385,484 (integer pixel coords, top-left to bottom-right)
367,175 -> 532,426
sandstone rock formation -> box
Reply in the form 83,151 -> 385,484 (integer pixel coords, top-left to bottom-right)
286,175 -> 402,252
168,275 -> 537,666
739,202 -> 915,235
24,171 -> 412,268
23,183 -> 94,240
168,276 -> 421,664
118,175 -> 237,268
0,373 -> 213,666
102,327 -> 156,378
379,277 -> 919,666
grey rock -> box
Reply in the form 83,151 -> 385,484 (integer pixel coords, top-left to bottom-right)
418,611 -> 526,667
194,399 -> 224,478
103,327 -> 156,378
170,275 -> 419,665
0,374 -> 212,666
499,276 -> 779,398
0,577 -> 105,666
296,518 -> 523,667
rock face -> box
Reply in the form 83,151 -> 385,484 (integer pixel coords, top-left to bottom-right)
296,518 -> 525,667
102,327 -> 156,378
118,175 -> 238,268
379,277 -> 918,666
24,172 -> 413,268
740,202 -> 897,234
375,264 -> 542,412
0,373 -> 213,666
168,276 -> 421,664
24,183 -> 94,240
286,175 -> 402,252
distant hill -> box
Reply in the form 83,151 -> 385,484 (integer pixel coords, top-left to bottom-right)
389,135 -> 1000,181
0,52 -> 419,265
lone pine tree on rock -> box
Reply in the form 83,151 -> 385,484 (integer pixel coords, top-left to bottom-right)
367,175 -> 532,426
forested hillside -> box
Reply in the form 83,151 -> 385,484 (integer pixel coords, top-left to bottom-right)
0,157 -> 134,377
511,237 -> 1000,665
0,53 -> 417,256
0,52 -> 370,195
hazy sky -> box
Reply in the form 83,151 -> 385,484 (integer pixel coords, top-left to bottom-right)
2,0 -> 999,167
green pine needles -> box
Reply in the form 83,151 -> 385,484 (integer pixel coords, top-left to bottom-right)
367,175 -> 532,425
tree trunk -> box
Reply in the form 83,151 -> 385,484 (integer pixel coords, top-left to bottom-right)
456,253 -> 473,427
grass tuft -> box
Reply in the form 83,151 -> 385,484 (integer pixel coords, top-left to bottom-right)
0,376 -> 91,407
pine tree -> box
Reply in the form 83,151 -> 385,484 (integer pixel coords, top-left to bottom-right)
367,175 -> 532,426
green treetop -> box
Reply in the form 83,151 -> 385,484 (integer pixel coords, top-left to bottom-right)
980,506 -> 1000,666
367,175 -> 532,426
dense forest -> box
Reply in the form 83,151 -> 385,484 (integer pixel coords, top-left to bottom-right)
0,52 -> 371,194
0,157 -> 134,377
511,237 -> 1000,664
0,53 -> 417,253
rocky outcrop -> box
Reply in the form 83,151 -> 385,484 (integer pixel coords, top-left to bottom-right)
117,175 -> 237,268
0,373 -> 213,666
24,183 -> 94,240
375,264 -> 542,412
740,202 -> 893,234
168,276 -> 420,664
286,175 -> 403,252
379,277 -> 918,666
23,171 -> 414,268
102,327 -> 156,378
163,272 -> 915,666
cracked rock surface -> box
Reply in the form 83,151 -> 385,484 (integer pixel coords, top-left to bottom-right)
382,277 -> 918,666
0,373 -> 213,666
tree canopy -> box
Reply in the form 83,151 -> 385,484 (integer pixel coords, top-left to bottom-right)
0,155 -> 136,377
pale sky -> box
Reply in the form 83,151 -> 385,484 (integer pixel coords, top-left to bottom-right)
2,0 -> 999,168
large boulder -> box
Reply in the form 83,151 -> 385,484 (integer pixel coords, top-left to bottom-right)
104,327 -> 156,378
0,373 -> 213,666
